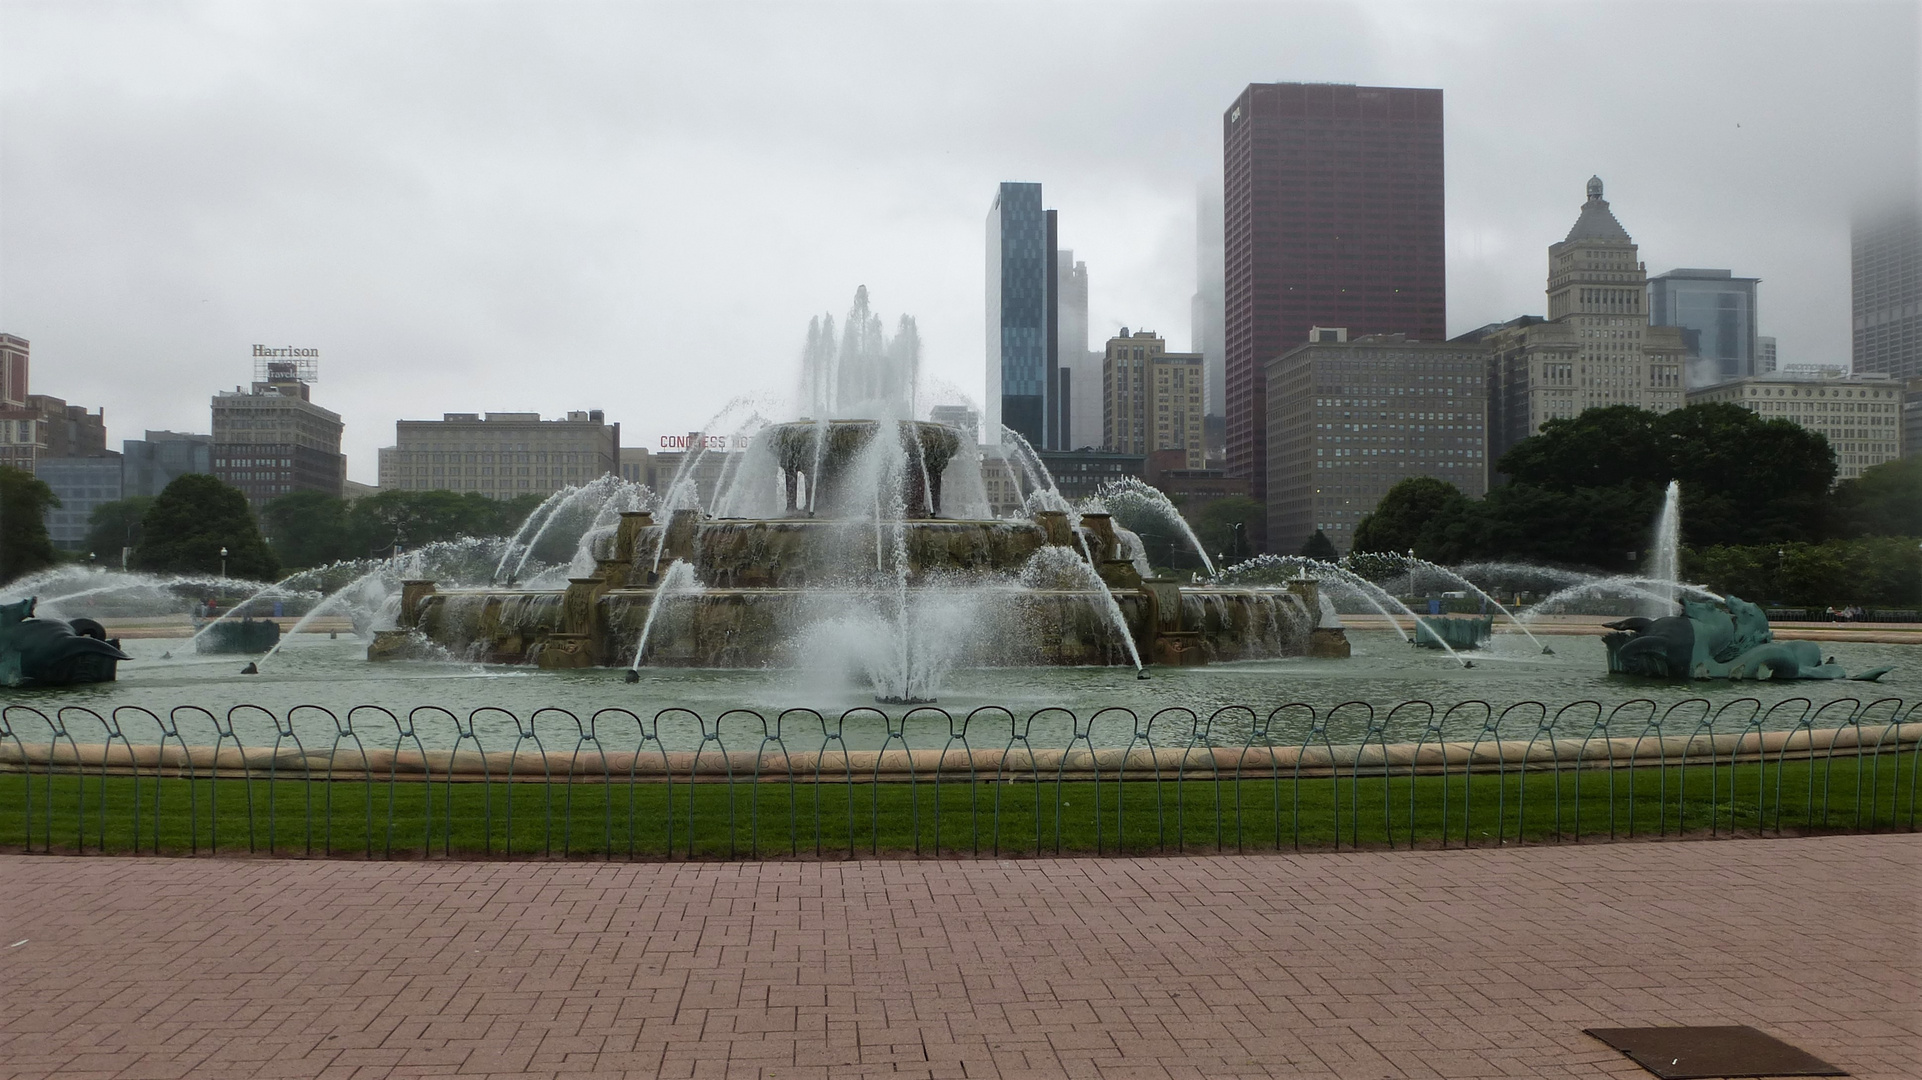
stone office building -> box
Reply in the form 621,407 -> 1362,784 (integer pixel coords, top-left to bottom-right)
1688,372 -> 1904,481
1265,329 -> 1489,556
1467,177 -> 1689,462
1101,329 -> 1205,469
379,411 -> 619,497
211,364 -> 345,508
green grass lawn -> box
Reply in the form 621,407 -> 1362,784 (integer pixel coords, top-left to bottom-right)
2,754 -> 1915,859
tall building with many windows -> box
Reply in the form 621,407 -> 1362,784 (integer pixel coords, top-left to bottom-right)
1904,377 -> 1922,458
1265,332 -> 1489,555
1647,268 -> 1761,387
1472,178 -> 1689,463
211,362 -> 345,508
0,333 -> 27,409
379,411 -> 618,496
0,336 -> 121,530
35,454 -> 122,551
1222,82 -> 1446,532
987,182 -> 1057,449
1101,329 -> 1204,468
1852,203 -> 1920,381
122,431 -> 213,497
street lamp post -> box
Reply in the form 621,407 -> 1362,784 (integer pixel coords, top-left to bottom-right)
220,546 -> 229,579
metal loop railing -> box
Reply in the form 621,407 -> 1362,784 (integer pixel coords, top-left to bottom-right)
1,696 -> 1916,860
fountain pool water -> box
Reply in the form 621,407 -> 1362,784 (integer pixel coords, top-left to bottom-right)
37,627 -> 1914,752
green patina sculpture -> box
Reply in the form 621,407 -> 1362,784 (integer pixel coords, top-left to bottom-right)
1604,595 -> 1893,682
0,597 -> 131,688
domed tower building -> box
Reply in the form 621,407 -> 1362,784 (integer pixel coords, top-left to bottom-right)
1465,178 -> 1689,463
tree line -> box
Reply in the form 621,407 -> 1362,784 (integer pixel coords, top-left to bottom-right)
0,469 -> 547,584
1346,402 -> 1921,605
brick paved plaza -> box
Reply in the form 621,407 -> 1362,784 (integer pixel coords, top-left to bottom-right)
1,836 -> 1916,1079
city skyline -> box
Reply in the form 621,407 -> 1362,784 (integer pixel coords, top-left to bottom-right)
2,2 -> 1915,483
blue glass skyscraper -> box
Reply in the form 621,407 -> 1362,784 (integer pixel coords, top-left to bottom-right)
1647,268 -> 1761,388
987,182 -> 1052,447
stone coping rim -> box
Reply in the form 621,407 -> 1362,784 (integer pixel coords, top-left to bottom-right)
4,722 -> 1915,783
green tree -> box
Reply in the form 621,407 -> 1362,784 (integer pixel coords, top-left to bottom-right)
84,496 -> 155,565
261,490 -> 353,569
1654,403 -> 1833,546
344,490 -> 547,557
132,474 -> 279,580
1688,537 -> 1922,607
1832,455 -> 1922,538
1467,483 -> 1660,570
1497,405 -> 1662,490
1493,402 -> 1834,551
1351,477 -> 1469,557
1298,529 -> 1338,561
1188,496 -> 1263,563
0,465 -> 59,583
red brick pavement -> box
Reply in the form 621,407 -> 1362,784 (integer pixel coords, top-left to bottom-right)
0,836 -> 1915,1079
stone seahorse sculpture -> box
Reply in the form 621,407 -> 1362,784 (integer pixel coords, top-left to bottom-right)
1603,595 -> 1893,682
0,597 -> 132,688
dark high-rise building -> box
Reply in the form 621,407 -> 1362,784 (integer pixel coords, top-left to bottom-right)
987,182 -> 1049,448
1222,83 -> 1445,542
986,183 -> 1075,450
1852,203 -> 1921,382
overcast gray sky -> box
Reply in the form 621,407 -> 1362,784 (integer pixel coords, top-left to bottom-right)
3,0 -> 1916,483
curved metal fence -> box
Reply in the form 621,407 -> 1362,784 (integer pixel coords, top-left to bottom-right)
2,697 -> 1917,859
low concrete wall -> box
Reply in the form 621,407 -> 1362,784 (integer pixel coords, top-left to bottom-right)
4,723 -> 1917,783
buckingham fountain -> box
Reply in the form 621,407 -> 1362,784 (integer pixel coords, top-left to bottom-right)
366,290 -> 1342,701
8,294 -> 1902,712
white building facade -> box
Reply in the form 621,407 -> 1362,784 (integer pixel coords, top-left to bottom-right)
1687,373 -> 1904,481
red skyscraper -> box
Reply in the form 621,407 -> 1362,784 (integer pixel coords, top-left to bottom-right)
1223,83 -> 1445,538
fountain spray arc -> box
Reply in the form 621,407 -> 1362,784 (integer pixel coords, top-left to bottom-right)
1648,479 -> 1683,617
376,288 -> 1337,700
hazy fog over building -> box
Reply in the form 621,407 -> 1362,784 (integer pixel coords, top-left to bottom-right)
1,4 -> 1913,481
1852,203 -> 1921,382
1191,184 -> 1226,425
1057,250 -> 1103,450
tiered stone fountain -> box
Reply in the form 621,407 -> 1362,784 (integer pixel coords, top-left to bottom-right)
370,417 -> 1345,687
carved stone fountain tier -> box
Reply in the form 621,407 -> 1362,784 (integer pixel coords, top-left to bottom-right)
369,504 -> 1336,670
